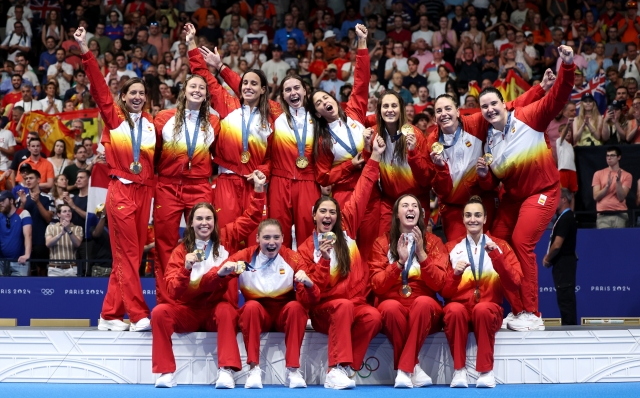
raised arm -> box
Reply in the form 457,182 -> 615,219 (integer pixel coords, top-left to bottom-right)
343,25 -> 370,125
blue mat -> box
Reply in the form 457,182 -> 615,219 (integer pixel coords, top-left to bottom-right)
1,383 -> 640,398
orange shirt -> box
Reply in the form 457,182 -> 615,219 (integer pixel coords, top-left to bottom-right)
592,168 -> 633,212
618,17 -> 640,46
16,157 -> 55,183
254,2 -> 276,19
192,8 -> 220,29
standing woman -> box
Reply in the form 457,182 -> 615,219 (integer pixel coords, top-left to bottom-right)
441,196 -> 522,388
369,194 -> 448,388
298,137 -> 385,389
475,45 -> 575,331
311,24 -> 379,261
152,24 -> 221,305
187,23 -> 279,229
47,140 -> 70,177
75,27 -> 157,332
152,175 -> 267,389
224,219 -> 322,389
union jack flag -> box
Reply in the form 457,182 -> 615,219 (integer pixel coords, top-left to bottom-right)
570,71 -> 607,115
30,0 -> 61,20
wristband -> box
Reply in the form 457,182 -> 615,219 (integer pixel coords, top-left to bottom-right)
67,229 -> 73,235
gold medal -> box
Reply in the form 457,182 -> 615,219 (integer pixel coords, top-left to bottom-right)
321,232 -> 337,244
235,261 -> 247,274
194,249 -> 205,262
95,203 -> 105,214
130,161 -> 142,174
296,156 -> 309,169
483,153 -> 494,165
241,151 -> 251,164
473,288 -> 481,303
431,142 -> 444,155
400,284 -> 412,298
400,124 -> 413,136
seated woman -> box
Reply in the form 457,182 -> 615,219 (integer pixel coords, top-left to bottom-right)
441,196 -> 523,388
151,174 -> 267,389
298,134 -> 385,389
224,219 -> 323,389
369,194 -> 448,388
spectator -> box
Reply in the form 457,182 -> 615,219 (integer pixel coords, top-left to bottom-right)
615,86 -> 630,115
16,169 -> 54,276
1,75 -> 23,108
191,0 -> 220,30
115,53 -> 138,79
222,41 -> 244,74
261,44 -> 290,86
429,65 -> 453,98
221,2 -> 248,31
198,14 -> 223,49
626,78 -> 638,104
10,163 -> 31,197
509,0 -> 529,29
387,15 -> 411,56
386,1 -> 411,32
105,11 -> 124,41
601,100 -> 632,145
403,57 -> 427,90
384,42 -> 409,81
136,30 -> 158,65
47,48 -> 73,93
543,188 -> 578,325
316,63 -> 345,96
127,47 -> 152,78
479,45 -> 500,82
121,23 -> 136,54
68,169 -> 88,273
309,46 -> 328,78
557,116 -> 578,209
7,0 -> 34,22
70,119 -> 85,148
83,138 -> 97,164
0,22 -> 31,63
410,38 -> 433,75
499,47 -> 529,81
0,125 -> 16,177
424,46 -> 455,88
90,23 -> 112,55
63,146 -> 92,195
39,81 -> 62,115
592,147 -> 632,229
64,70 -> 89,106
90,205 -> 112,276
604,26 -> 626,63
573,93 -> 603,146
433,16 -> 458,59
39,37 -> 59,78
7,131 -> 38,180
619,43 -> 640,83
14,53 -> 40,94
0,190 -> 32,276
274,13 -> 306,51
229,14 -> 248,43
606,66 -> 624,102
547,102 -> 576,161
242,18 -> 268,52
61,27 -> 82,70
587,42 -> 613,81
389,71 -> 413,104
368,73 -> 385,98
544,28 -> 564,69
283,38 -> 301,70
411,15 -> 433,52
513,30 -> 536,78
47,140 -> 70,178
365,15 -> 386,50
244,38 -> 267,70
628,95 -> 640,143
456,47 -> 482,83
413,86 -> 431,114
6,5 -> 33,38
16,139 -> 54,191
45,204 -> 83,277
15,85 -> 43,112
618,3 -> 640,47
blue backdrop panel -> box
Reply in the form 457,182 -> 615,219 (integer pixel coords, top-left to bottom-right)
1,229 -> 639,326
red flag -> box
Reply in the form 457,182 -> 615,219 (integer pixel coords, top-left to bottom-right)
19,111 -> 76,157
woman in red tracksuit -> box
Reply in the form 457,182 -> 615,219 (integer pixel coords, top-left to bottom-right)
367,92 -> 433,236
441,196 -> 522,389
153,26 -> 220,305
76,27 -> 156,332
223,219 -> 322,389
474,46 -> 575,332
369,193 -> 448,388
311,24 -> 379,261
187,23 -> 280,229
297,136 -> 385,390
152,176 -> 266,389
408,77 -> 549,243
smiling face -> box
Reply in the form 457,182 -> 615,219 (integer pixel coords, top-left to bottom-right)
257,225 -> 282,258
192,207 -> 215,241
241,71 -> 266,104
312,91 -> 339,121
380,93 -> 401,124
314,199 -> 337,233
479,92 -> 507,126
282,78 -> 306,109
396,196 -> 420,230
185,75 -> 207,106
434,96 -> 460,131
463,203 -> 486,236
121,82 -> 146,113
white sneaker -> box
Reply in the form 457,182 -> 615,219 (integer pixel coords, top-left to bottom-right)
286,368 -> 307,388
97,317 -> 129,331
245,366 -> 263,389
155,372 -> 176,388
216,368 -> 235,389
411,364 -> 432,387
129,317 -> 151,332
394,369 -> 413,388
324,365 -> 355,389
507,312 -> 545,331
501,312 -> 515,330
476,370 -> 496,388
450,368 -> 468,388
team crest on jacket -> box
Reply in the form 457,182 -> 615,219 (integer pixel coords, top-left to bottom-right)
465,140 -> 471,147
279,266 -> 285,275
538,194 -> 547,205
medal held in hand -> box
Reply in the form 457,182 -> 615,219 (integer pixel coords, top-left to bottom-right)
194,249 -> 205,262
321,232 -> 337,244
431,142 -> 444,155
483,153 -> 493,166
241,151 -> 251,163
296,156 -> 309,168
235,261 -> 247,274
130,161 -> 142,174
400,124 -> 413,136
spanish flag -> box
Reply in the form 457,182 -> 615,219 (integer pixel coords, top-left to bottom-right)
493,70 -> 531,102
468,80 -> 481,99
18,111 -> 76,158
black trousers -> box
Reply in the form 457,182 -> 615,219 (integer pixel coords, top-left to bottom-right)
551,256 -> 578,326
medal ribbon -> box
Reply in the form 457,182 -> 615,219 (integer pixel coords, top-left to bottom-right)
486,111 -> 511,155
438,124 -> 462,149
401,238 -> 416,287
247,247 -> 278,270
465,235 -> 486,292
242,106 -> 258,154
202,239 -> 213,261
328,121 -> 358,156
184,114 -> 201,165
130,115 -> 144,165
291,110 -> 309,158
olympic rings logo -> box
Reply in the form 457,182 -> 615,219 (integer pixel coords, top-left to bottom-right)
348,356 -> 380,379
41,289 -> 55,295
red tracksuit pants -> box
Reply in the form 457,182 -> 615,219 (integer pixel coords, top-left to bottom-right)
101,180 -> 152,323
268,176 -> 319,249
310,299 -> 382,369
377,296 -> 443,373
238,299 -> 308,368
440,192 -> 498,243
333,188 -> 381,263
213,174 -> 257,227
378,196 -> 431,238
491,186 -> 558,315
443,302 -> 503,373
154,180 -> 211,305
151,302 -> 241,373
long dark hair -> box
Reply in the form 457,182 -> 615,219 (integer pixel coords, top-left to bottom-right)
238,69 -> 270,130
389,194 -> 427,262
312,196 -> 351,276
310,89 -> 348,161
182,202 -> 221,258
116,77 -> 148,129
172,74 -> 212,145
52,139 -> 67,159
376,91 -> 408,163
